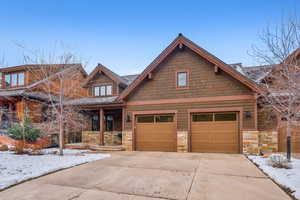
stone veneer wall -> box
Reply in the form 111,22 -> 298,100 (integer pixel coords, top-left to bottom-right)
242,130 -> 278,155
82,131 -> 101,145
242,131 -> 260,155
177,131 -> 188,152
259,131 -> 278,153
122,131 -> 133,151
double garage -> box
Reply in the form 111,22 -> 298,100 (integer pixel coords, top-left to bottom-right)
134,111 -> 240,153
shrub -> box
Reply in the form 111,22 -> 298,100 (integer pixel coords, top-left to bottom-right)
267,154 -> 293,169
8,115 -> 41,143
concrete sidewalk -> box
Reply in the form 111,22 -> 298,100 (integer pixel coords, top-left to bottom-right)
0,152 -> 291,200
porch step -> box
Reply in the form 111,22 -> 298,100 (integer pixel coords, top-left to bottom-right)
89,145 -> 124,151
65,143 -> 124,151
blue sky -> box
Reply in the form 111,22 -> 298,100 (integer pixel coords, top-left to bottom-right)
0,0 -> 299,75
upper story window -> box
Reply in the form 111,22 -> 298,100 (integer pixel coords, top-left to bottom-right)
176,70 -> 189,88
4,72 -> 25,87
94,85 -> 112,96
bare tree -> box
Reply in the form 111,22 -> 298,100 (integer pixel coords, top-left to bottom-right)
18,46 -> 88,155
252,17 -> 300,160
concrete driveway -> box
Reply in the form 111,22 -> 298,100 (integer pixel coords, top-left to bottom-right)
0,152 -> 291,200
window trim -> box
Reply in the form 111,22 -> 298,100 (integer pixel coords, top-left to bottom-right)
175,69 -> 189,89
93,84 -> 113,97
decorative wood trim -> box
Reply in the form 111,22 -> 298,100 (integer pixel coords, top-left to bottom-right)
214,65 -> 219,73
118,34 -> 261,100
126,95 -> 255,106
131,110 -> 178,151
175,69 -> 189,90
187,107 -> 243,153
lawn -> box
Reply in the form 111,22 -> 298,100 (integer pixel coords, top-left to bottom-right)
0,148 -> 110,190
249,155 -> 300,200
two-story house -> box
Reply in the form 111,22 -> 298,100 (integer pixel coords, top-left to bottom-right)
0,64 -> 87,136
64,34 -> 299,154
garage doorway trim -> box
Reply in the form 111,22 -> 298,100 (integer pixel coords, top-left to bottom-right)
188,107 -> 243,153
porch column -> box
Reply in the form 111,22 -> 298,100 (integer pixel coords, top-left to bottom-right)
99,108 -> 104,145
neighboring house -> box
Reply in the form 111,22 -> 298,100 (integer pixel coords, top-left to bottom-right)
0,64 -> 87,136
240,47 -> 300,153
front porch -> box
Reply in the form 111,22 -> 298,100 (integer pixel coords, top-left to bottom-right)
81,107 -> 123,147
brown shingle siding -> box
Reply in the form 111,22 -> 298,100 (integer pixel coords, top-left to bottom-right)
127,48 -> 253,101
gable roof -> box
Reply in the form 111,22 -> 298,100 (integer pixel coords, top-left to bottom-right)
0,63 -> 86,102
118,34 -> 261,100
243,64 -> 278,83
82,64 -> 128,87
0,63 -> 80,73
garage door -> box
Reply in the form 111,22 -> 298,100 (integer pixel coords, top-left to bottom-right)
191,112 -> 239,153
279,126 -> 300,153
135,114 -> 176,151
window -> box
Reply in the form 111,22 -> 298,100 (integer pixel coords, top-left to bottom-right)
94,86 -> 100,96
137,115 -> 154,123
155,115 -> 174,123
18,72 -> 24,85
105,115 -> 113,131
176,71 -> 188,88
91,114 -> 100,131
94,85 -> 113,96
11,73 -> 17,86
5,74 -> 10,87
100,86 -> 106,96
4,72 -> 25,87
215,113 -> 237,121
192,113 -> 213,122
106,85 -> 112,95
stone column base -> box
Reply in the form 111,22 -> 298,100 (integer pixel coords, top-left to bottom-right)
242,131 -> 259,155
122,130 -> 133,151
177,131 -> 188,152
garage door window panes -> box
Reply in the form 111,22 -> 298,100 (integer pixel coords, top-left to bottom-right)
155,115 -> 173,123
192,113 -> 213,122
214,113 -> 236,121
137,115 -> 154,123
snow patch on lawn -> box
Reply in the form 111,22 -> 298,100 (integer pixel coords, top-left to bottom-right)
249,155 -> 300,199
0,148 -> 110,190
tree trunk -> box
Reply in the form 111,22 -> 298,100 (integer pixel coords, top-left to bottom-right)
59,115 -> 64,156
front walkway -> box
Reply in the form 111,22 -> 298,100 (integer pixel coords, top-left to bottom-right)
0,152 -> 291,200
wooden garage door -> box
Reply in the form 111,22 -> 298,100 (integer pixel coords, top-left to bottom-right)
191,112 -> 239,153
279,126 -> 300,153
135,114 -> 176,151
